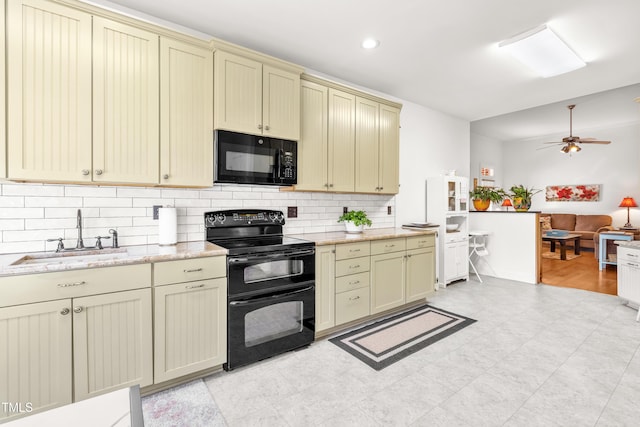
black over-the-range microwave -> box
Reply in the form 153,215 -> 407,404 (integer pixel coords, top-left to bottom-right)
214,130 -> 297,186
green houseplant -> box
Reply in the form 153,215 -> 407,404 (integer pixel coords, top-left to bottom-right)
469,186 -> 507,211
509,185 -> 542,212
338,210 -> 372,233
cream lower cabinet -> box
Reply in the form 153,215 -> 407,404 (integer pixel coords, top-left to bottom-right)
153,257 -> 227,383
370,238 -> 407,314
335,242 -> 371,325
406,235 -> 437,302
0,264 -> 152,420
315,245 -> 336,333
0,299 -> 73,421
73,288 -> 153,401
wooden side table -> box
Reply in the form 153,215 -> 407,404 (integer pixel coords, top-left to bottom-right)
599,232 -> 634,270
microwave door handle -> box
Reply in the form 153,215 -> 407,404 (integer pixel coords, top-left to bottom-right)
275,148 -> 283,180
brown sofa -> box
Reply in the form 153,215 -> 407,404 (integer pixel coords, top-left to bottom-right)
540,213 -> 613,250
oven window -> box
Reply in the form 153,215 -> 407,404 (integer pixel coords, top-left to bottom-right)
245,301 -> 303,347
244,260 -> 304,283
226,150 -> 274,174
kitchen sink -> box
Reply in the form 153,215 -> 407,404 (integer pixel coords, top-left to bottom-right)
10,248 -> 129,266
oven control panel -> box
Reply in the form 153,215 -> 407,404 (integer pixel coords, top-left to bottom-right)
205,210 -> 285,227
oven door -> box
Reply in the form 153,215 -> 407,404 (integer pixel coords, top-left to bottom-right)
227,248 -> 315,296
225,283 -> 315,370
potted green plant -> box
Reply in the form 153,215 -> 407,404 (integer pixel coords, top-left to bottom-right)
469,186 -> 507,211
509,185 -> 542,211
338,210 -> 372,233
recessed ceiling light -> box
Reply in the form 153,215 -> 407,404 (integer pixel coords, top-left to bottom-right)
361,38 -> 380,49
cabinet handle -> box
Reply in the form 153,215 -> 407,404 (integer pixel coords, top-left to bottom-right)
324,183 -> 329,188
60,308 -> 70,315
163,174 -> 169,179
57,281 -> 86,288
349,264 -> 360,269
184,268 -> 203,273
349,280 -> 360,285
349,296 -> 360,301
257,124 -> 263,130
185,284 -> 205,289
95,169 -> 103,176
385,244 -> 395,248
81,169 -> 90,176
349,249 -> 361,253
628,253 -> 638,258
329,184 -> 334,188
380,187 -> 384,191
265,125 -> 270,131
73,306 -> 83,313
407,254 -> 412,258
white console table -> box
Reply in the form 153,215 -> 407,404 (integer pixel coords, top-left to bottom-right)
599,232 -> 633,270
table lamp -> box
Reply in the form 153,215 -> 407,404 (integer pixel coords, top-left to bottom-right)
502,199 -> 513,211
619,197 -> 638,228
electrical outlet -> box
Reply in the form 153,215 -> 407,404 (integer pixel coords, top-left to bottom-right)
287,206 -> 298,218
388,206 -> 392,215
153,205 -> 162,220
343,206 -> 348,214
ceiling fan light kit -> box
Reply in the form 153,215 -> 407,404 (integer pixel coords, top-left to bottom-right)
499,24 -> 586,78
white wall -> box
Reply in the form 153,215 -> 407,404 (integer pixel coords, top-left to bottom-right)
469,132 -> 504,189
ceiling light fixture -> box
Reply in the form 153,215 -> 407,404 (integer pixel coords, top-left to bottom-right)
361,38 -> 380,49
499,24 -> 586,78
560,142 -> 581,153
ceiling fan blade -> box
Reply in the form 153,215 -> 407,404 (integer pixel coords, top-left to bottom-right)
578,139 -> 611,144
543,141 -> 563,144
537,144 -> 562,150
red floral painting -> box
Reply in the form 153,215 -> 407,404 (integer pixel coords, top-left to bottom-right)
545,184 -> 600,202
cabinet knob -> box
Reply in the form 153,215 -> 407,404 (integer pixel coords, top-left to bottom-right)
257,124 -> 263,130
265,125 -> 270,131
163,174 -> 169,179
81,169 -> 90,176
60,308 -> 70,315
73,306 -> 83,314
329,184 -> 334,188
95,169 -> 103,176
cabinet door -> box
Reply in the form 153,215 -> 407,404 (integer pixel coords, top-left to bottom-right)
154,278 -> 226,383
406,248 -> 436,302
1,0 -> 6,179
370,252 -> 405,314
354,97 -> 379,193
93,17 -> 159,185
0,300 -> 72,421
214,50 -> 262,135
160,37 -> 213,187
297,80 -> 329,191
263,65 -> 300,140
455,241 -> 470,278
378,104 -> 400,195
444,242 -> 456,282
72,288 -> 153,401
7,0 -> 92,182
618,260 -> 640,304
328,88 -> 355,192
315,245 -> 336,333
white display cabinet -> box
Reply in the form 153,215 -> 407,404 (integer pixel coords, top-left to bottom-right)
426,176 -> 469,286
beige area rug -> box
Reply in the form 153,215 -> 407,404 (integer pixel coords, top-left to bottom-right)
541,250 -> 581,260
330,304 -> 476,370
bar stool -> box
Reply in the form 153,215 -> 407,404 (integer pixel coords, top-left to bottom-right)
469,230 -> 490,283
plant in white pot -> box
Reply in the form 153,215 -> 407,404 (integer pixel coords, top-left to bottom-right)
338,210 -> 372,234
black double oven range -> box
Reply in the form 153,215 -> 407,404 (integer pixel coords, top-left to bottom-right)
205,209 -> 315,370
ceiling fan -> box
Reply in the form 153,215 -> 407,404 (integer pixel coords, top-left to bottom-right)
543,104 -> 611,153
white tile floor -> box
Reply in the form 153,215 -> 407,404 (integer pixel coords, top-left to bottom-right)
204,277 -> 640,426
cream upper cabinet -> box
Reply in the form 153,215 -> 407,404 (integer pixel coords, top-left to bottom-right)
297,80 -> 329,191
160,37 -> 213,187
355,97 -> 379,193
73,288 -> 153,401
378,104 -> 401,194
0,299 -> 73,421
7,0 -> 92,182
93,17 -> 159,185
328,88 -> 356,192
214,50 -> 301,140
1,0 -> 6,179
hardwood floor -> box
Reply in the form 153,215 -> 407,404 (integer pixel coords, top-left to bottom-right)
540,246 -> 618,295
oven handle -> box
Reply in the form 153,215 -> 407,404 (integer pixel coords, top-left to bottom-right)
229,286 -> 314,306
229,249 -> 315,263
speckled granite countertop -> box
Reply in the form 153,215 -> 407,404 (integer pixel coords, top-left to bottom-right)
288,227 -> 437,246
0,241 -> 227,277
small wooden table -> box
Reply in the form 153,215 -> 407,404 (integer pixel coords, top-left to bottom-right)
542,233 -> 581,260
599,232 -> 634,270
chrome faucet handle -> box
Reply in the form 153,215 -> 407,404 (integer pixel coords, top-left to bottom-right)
109,229 -> 119,248
47,238 -> 65,252
94,236 -> 111,250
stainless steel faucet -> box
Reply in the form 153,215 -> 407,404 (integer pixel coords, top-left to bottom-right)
76,209 -> 85,249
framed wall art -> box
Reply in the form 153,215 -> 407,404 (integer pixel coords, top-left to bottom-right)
545,184 -> 600,202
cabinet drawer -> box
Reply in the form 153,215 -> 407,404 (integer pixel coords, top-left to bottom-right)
371,238 -> 406,255
407,234 -> 435,250
617,247 -> 640,263
0,264 -> 151,307
335,271 -> 369,294
335,287 -> 370,325
335,242 -> 370,260
153,256 -> 226,286
336,256 -> 370,277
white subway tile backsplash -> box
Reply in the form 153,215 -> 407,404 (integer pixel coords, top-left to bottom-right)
0,182 -> 396,254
